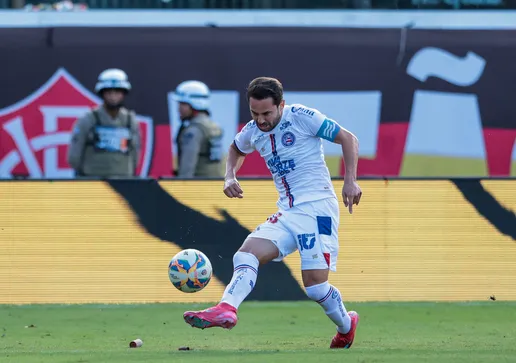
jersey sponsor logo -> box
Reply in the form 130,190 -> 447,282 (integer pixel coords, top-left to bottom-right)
291,106 -> 315,117
281,131 -> 296,147
0,68 -> 155,178
266,155 -> 296,176
279,121 -> 292,131
297,233 -> 316,251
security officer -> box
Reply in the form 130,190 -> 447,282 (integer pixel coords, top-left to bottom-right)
172,80 -> 223,178
67,68 -> 141,178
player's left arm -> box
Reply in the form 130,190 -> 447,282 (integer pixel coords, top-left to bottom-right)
330,123 -> 362,214
296,106 -> 359,179
296,107 -> 362,213
333,127 -> 358,182
311,115 -> 359,183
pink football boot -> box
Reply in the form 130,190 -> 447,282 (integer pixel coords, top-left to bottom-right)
183,302 -> 238,330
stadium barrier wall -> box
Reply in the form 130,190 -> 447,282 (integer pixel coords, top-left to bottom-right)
1,26 -> 516,179
1,178 -> 515,304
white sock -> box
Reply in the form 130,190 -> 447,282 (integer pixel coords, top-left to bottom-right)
220,251 -> 259,309
305,281 -> 351,334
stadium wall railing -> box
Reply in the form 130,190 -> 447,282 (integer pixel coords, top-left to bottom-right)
1,178 -> 515,304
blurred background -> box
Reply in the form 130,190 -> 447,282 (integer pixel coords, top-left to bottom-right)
1,0 -> 515,179
0,3 -> 515,360
3,0 -> 516,10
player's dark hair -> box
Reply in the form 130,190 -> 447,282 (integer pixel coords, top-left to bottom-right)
246,77 -> 283,106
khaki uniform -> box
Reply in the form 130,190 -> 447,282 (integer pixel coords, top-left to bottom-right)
67,106 -> 141,177
176,113 -> 223,178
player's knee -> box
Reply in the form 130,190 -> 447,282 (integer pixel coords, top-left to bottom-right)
302,269 -> 329,288
237,247 -> 269,265
305,280 -> 330,301
232,250 -> 259,267
239,237 -> 279,265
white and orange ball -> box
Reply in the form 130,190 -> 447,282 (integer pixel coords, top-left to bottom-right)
168,249 -> 213,293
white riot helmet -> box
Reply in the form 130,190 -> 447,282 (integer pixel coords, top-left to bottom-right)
172,80 -> 210,111
94,68 -> 131,94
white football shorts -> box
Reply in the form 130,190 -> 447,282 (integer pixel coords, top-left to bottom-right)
247,197 -> 340,272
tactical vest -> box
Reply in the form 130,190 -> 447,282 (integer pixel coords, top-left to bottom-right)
196,121 -> 223,163
177,119 -> 223,164
88,109 -> 134,154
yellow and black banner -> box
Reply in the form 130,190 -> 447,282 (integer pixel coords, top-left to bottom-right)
0,179 -> 515,304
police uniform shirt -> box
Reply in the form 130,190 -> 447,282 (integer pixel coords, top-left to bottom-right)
177,113 -> 223,178
67,106 -> 141,177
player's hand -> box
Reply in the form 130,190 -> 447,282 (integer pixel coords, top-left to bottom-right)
223,177 -> 244,198
342,179 -> 362,214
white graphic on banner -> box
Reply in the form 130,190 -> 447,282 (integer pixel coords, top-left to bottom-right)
406,47 -> 487,159
407,47 -> 486,86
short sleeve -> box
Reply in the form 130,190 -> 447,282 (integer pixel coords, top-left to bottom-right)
290,104 -> 341,142
233,120 -> 256,154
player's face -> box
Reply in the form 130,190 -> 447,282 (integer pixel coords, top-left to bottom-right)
249,97 -> 284,132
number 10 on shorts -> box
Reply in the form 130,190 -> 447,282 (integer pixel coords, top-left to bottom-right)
297,233 -> 316,251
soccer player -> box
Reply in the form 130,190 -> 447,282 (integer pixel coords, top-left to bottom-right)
183,77 -> 362,349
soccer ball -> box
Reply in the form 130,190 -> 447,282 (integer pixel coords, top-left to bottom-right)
168,249 -> 213,293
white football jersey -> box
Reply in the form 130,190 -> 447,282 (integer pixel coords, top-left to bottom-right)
234,104 -> 342,210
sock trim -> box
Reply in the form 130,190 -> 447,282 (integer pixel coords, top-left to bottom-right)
234,264 -> 258,274
316,286 -> 334,304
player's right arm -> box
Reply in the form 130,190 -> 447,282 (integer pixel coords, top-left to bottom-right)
223,121 -> 255,198
67,114 -> 92,175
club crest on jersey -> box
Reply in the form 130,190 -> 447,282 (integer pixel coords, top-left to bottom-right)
281,132 -> 296,147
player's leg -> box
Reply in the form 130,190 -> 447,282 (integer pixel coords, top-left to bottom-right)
218,236 -> 280,309
183,211 -> 296,330
303,268 -> 358,348
292,198 -> 359,349
183,237 -> 278,330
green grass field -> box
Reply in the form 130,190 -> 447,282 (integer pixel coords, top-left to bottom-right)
1,301 -> 515,363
